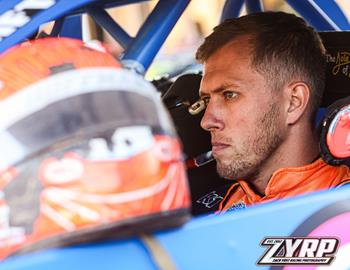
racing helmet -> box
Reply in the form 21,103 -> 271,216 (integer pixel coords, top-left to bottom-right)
0,38 -> 190,259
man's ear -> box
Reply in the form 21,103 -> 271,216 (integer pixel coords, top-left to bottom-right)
285,82 -> 310,125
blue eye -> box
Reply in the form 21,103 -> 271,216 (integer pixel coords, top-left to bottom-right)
223,91 -> 237,100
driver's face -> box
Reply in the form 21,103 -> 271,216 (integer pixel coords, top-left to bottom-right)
200,37 -> 286,180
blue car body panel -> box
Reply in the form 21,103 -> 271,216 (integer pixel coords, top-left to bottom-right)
2,186 -> 350,269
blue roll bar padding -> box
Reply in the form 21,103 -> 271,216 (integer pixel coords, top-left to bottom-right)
286,0 -> 350,31
60,15 -> 83,39
121,0 -> 190,74
245,0 -> 264,14
220,0 -> 244,22
0,0 -> 96,53
0,0 -> 22,15
86,6 -> 132,49
50,18 -> 65,37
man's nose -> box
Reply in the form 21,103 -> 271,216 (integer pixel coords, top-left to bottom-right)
200,100 -> 224,131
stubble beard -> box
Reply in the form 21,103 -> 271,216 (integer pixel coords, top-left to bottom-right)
216,102 -> 284,180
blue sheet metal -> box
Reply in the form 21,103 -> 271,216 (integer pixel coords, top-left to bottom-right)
86,6 -> 132,49
2,186 -> 350,270
286,0 -> 350,31
245,0 -> 264,14
220,0 -> 244,22
121,0 -> 190,74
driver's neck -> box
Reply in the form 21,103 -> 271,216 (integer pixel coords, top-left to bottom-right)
247,127 -> 319,196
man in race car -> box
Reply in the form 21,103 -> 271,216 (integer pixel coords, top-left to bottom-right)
196,11 -> 350,213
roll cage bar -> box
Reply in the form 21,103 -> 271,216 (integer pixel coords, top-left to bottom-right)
0,0 -> 349,75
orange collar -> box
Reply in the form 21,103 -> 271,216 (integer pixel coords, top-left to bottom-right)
237,158 -> 329,200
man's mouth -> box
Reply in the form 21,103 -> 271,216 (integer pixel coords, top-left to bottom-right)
211,142 -> 230,156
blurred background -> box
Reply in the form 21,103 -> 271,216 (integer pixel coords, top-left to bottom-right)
73,0 -> 350,79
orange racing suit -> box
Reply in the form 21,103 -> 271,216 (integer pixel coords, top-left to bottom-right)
218,158 -> 350,213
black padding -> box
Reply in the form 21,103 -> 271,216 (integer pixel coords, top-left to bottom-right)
320,32 -> 350,107
151,76 -> 173,96
162,73 -> 229,215
188,163 -> 233,216
162,73 -> 211,158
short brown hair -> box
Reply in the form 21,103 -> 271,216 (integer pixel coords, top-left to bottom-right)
196,12 -> 326,122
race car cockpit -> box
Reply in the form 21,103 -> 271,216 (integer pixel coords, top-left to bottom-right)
1,1 -> 350,270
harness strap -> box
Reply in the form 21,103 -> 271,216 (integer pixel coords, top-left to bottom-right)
140,234 -> 178,270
